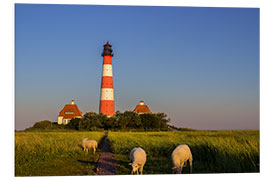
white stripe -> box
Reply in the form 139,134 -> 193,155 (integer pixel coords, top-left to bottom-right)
100,88 -> 114,100
102,64 -> 113,77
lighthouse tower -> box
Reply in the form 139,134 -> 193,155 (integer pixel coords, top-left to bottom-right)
99,41 -> 115,116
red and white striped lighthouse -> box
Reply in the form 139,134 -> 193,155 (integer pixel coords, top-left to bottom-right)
99,41 -> 115,116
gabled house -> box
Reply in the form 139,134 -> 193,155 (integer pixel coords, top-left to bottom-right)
58,100 -> 82,125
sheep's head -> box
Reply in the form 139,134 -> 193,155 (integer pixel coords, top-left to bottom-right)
129,163 -> 140,173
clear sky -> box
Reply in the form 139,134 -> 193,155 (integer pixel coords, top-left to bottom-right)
15,4 -> 259,130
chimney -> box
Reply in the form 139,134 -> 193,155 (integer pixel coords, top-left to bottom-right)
140,101 -> 144,105
71,100 -> 75,104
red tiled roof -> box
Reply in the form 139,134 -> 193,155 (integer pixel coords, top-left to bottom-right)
134,105 -> 151,114
62,114 -> 82,119
58,104 -> 82,119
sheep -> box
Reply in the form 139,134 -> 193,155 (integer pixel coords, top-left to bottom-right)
129,147 -> 147,175
171,144 -> 193,174
82,138 -> 98,154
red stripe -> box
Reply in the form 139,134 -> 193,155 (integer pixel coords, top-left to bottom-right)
103,55 -> 112,64
101,76 -> 113,88
99,100 -> 115,116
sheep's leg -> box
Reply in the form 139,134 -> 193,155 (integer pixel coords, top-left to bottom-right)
136,169 -> 139,175
131,170 -> 134,175
189,160 -> 192,174
93,147 -> 96,154
86,148 -> 88,153
179,165 -> 183,174
139,165 -> 144,175
189,154 -> 193,173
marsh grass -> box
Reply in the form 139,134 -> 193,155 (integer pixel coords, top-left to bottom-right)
15,130 -> 259,176
108,130 -> 259,174
15,131 -> 105,176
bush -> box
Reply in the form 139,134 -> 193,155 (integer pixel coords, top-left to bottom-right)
25,120 -> 66,131
25,112 -> 171,131
140,113 -> 170,130
78,111 -> 170,131
78,112 -> 103,130
65,118 -> 81,130
32,120 -> 53,129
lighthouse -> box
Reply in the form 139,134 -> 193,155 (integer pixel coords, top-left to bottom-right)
99,41 -> 115,116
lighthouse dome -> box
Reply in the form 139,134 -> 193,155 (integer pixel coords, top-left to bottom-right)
102,41 -> 114,56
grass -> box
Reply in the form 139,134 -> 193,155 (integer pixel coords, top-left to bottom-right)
15,130 -> 259,176
107,130 -> 259,174
15,131 -> 105,176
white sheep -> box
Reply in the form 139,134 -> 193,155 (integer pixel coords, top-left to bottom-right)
171,144 -> 193,174
129,147 -> 147,175
82,138 -> 98,154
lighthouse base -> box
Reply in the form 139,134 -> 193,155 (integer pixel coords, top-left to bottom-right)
99,100 -> 115,116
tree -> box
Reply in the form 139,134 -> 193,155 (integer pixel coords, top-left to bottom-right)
79,112 -> 102,130
140,114 -> 154,129
108,115 -> 120,130
150,114 -> 161,129
140,113 -> 170,130
43,111 -> 171,131
156,112 -> 170,129
118,111 -> 129,130
111,111 -> 122,130
125,111 -> 142,129
65,118 -> 81,130
98,113 -> 109,130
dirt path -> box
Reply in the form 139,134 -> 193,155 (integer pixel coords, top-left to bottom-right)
96,135 -> 116,175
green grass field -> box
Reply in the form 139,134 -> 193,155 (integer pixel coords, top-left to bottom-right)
15,131 -> 105,176
15,130 -> 259,176
107,130 -> 259,174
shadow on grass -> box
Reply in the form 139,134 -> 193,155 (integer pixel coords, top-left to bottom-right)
77,159 -> 97,175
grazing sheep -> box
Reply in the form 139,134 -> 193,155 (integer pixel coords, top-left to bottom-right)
82,138 -> 98,154
129,147 -> 147,175
171,144 -> 193,174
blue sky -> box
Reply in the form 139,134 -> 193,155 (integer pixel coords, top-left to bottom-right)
15,4 -> 259,130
